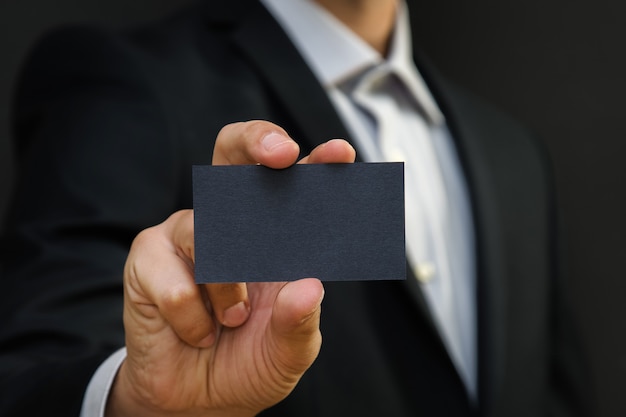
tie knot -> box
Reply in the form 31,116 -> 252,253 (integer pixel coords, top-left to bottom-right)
355,65 -> 395,96
337,64 -> 394,99
348,65 -> 443,127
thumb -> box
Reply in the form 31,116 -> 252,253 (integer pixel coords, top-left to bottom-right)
270,278 -> 324,375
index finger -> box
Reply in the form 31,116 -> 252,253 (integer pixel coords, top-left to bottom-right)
212,120 -> 300,168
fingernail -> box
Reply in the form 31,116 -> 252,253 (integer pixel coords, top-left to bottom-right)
262,132 -> 292,152
222,301 -> 250,327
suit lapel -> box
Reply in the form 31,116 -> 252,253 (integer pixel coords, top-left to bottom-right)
415,53 -> 509,413
210,0 -> 352,154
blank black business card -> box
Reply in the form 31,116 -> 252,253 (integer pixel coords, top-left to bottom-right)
193,163 -> 405,283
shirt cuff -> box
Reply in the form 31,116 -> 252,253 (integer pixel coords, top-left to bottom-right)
80,347 -> 127,417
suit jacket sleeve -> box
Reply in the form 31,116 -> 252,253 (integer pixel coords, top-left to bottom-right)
0,26 -> 184,416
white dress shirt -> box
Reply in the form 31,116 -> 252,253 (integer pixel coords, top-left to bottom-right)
81,1 -> 478,415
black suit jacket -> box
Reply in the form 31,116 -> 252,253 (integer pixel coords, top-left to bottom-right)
0,0 -> 592,416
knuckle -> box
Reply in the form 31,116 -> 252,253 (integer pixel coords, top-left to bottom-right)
243,120 -> 287,141
132,226 -> 157,248
126,227 -> 159,273
242,119 -> 270,135
160,283 -> 197,311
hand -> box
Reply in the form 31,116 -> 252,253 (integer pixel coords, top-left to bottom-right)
107,121 -> 356,417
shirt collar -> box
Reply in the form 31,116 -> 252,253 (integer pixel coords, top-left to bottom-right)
260,0 -> 444,125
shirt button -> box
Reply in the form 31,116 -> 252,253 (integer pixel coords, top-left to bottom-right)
415,262 -> 436,284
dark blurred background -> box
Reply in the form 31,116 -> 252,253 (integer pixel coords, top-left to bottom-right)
1,0 -> 624,415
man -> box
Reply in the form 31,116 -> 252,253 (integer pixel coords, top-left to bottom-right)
0,0 -> 591,416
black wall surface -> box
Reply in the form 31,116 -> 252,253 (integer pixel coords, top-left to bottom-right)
1,1 -> 624,416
